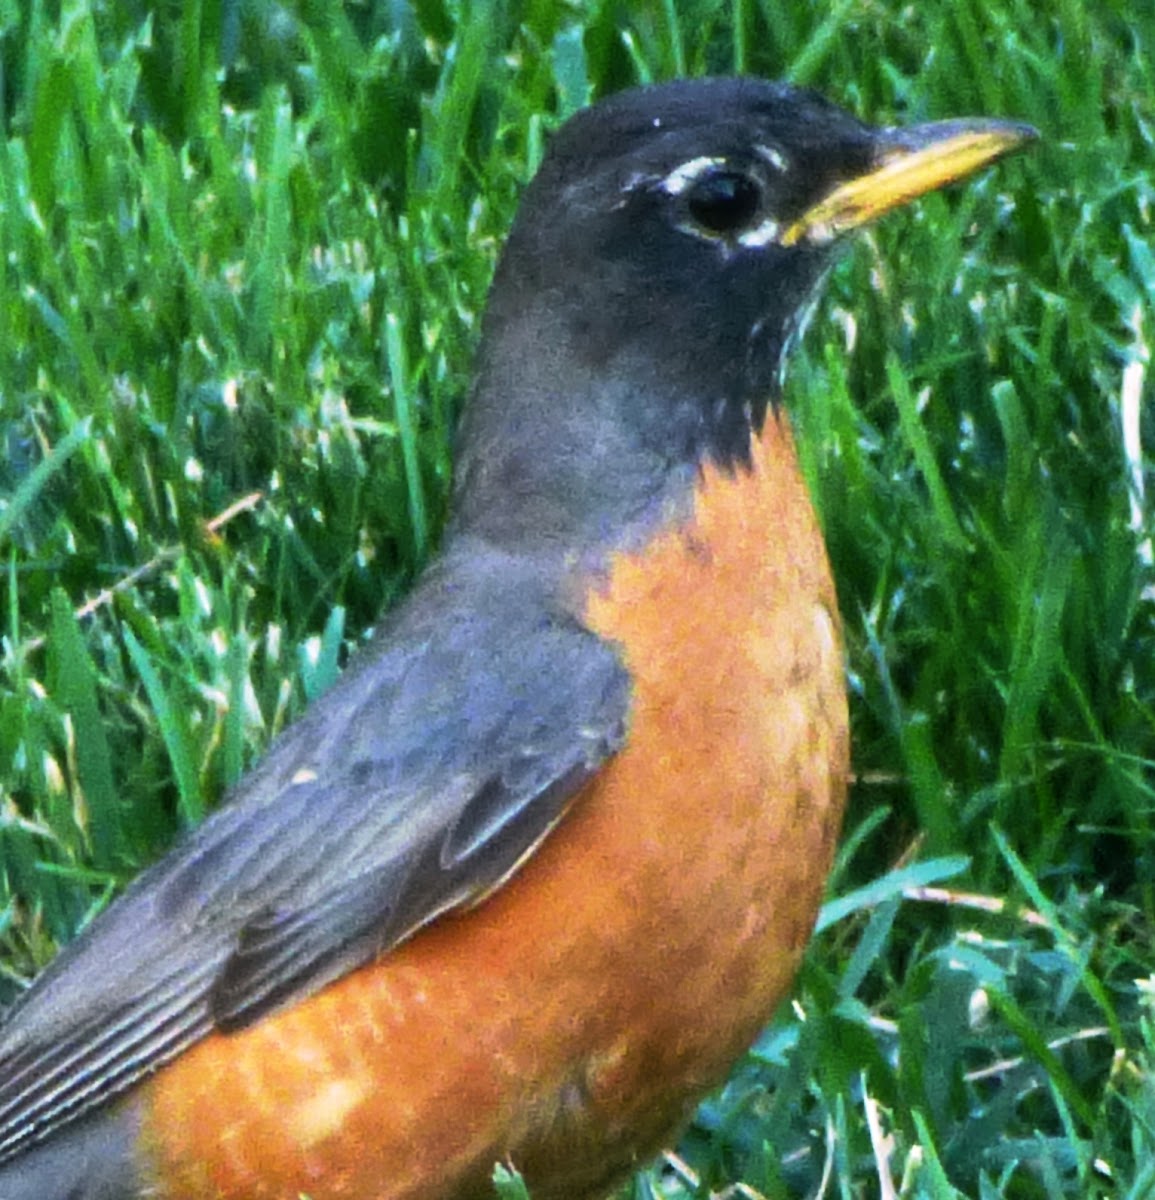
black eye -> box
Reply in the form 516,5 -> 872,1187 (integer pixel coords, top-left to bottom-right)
685,170 -> 762,235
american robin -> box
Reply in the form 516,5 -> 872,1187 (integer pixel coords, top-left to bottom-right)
0,77 -> 1033,1200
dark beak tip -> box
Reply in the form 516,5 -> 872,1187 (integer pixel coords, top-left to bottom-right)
996,119 -> 1042,146
879,116 -> 1041,156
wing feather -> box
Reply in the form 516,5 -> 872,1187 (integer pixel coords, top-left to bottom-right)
0,557 -> 630,1164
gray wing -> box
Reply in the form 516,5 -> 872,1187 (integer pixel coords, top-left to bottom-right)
0,551 -> 630,1164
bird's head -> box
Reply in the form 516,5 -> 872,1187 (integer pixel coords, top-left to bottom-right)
453,78 -> 1034,549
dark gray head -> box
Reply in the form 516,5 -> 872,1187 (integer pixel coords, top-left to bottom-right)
449,77 -> 1034,553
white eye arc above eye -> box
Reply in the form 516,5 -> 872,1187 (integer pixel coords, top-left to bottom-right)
660,156 -> 729,197
754,143 -> 789,172
657,154 -> 791,244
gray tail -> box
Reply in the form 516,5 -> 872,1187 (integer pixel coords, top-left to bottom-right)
0,1103 -> 144,1200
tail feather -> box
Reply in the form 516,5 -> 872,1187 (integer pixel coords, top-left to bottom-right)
0,1102 -> 143,1200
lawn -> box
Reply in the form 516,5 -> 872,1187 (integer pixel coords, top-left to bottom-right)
1,2 -> 1153,1197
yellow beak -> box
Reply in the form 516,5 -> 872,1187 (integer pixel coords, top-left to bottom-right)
782,118 -> 1038,247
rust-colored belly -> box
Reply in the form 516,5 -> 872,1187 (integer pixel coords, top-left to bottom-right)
139,410 -> 849,1200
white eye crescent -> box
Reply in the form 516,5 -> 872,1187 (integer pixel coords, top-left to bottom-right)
660,156 -> 728,196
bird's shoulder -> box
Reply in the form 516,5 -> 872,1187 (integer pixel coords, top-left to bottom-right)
0,539 -> 631,1161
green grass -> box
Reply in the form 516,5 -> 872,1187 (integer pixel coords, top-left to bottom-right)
1,1 -> 1153,1197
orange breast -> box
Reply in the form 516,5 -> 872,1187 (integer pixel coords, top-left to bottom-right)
137,410 -> 849,1200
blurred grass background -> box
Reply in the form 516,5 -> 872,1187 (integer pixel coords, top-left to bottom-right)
0,1 -> 1153,1197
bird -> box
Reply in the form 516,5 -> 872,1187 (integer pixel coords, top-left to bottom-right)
0,76 -> 1034,1200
